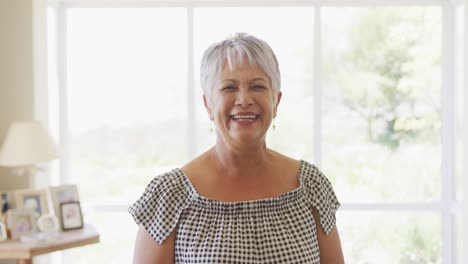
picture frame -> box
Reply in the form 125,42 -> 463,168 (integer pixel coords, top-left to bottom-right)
7,208 -> 38,239
37,214 -> 59,233
59,201 -> 83,231
0,190 -> 15,215
49,184 -> 80,230
14,188 -> 49,219
0,219 -> 7,241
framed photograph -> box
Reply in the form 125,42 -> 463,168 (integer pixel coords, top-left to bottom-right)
37,214 -> 59,233
59,201 -> 83,231
0,219 -> 7,241
49,184 -> 80,216
14,188 -> 49,219
7,208 -> 38,239
0,190 -> 14,215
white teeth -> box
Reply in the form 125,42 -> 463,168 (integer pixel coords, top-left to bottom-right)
232,115 -> 257,120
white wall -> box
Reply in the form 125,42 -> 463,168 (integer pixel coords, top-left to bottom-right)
0,0 -> 34,189
0,0 -> 47,263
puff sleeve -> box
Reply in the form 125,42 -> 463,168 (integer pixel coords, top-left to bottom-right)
128,170 -> 192,244
302,162 -> 341,235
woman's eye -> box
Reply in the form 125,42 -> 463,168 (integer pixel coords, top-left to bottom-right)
222,86 -> 236,91
253,85 -> 266,90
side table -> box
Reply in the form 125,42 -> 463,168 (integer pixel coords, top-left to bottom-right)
0,224 -> 99,264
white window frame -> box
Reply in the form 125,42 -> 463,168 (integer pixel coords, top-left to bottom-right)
48,0 -> 466,263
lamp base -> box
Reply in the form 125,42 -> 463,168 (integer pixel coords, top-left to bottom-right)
10,165 -> 48,188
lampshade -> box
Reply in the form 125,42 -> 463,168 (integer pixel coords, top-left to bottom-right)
0,121 -> 59,167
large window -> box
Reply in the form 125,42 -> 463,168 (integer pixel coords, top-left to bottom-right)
338,212 -> 440,263
66,8 -> 188,203
322,6 -> 442,203
49,7 -> 189,263
323,6 -> 443,262
47,1 -> 465,263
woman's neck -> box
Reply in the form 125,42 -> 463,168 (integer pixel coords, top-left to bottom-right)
209,139 -> 276,179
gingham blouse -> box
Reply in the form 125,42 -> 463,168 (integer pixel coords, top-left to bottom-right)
129,160 -> 340,263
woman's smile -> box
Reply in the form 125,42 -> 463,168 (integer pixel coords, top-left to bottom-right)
230,112 -> 259,126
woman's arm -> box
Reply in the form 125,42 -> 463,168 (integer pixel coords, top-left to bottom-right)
312,208 -> 345,264
133,224 -> 176,264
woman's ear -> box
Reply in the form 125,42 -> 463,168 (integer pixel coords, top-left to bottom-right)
273,91 -> 282,118
203,95 -> 213,120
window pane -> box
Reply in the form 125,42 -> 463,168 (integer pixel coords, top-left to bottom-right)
47,6 -> 61,185
455,6 -> 464,264
64,211 -> 135,264
456,212 -> 462,264
47,7 -> 59,142
455,5 -> 464,203
193,7 -> 315,160
322,7 -> 442,202
67,8 -> 187,202
338,211 -> 441,263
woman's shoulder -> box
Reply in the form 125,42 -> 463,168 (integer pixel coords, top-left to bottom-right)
297,159 -> 328,182
268,150 -> 302,173
146,168 -> 187,190
266,148 -> 296,162
180,149 -> 214,181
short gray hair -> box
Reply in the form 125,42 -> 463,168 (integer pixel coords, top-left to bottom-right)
200,33 -> 281,98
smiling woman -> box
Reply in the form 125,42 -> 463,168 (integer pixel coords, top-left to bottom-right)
129,33 -> 344,264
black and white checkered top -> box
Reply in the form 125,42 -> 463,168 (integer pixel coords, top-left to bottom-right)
129,160 -> 340,263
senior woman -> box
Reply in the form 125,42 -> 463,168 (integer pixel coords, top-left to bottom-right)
129,33 -> 344,263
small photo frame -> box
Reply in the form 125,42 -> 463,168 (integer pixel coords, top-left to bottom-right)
49,185 -> 80,231
59,201 -> 83,231
7,208 -> 38,239
0,219 -> 7,241
37,214 -> 59,233
49,184 -> 79,215
0,190 -> 15,215
14,189 -> 49,219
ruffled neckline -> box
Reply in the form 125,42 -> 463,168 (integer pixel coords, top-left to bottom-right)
174,160 -> 307,212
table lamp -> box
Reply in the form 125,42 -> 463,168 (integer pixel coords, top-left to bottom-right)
0,121 -> 59,180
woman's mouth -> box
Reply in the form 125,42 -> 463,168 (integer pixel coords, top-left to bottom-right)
230,114 -> 259,121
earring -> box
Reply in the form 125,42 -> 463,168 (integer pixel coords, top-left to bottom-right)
210,120 -> 214,133
273,118 -> 276,131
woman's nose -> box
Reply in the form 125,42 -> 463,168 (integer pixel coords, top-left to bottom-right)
235,88 -> 254,107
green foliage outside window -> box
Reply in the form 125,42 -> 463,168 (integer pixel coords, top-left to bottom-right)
332,8 -> 441,149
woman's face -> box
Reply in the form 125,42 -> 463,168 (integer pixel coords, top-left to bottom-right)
204,61 -> 282,146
